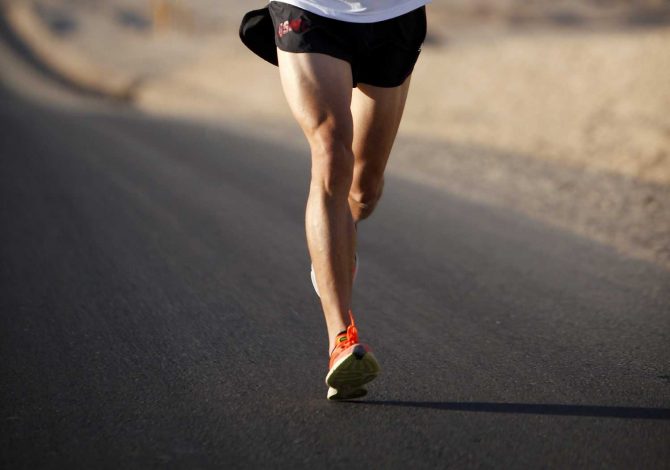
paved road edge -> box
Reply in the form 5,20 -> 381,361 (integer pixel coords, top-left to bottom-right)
1,1 -> 138,101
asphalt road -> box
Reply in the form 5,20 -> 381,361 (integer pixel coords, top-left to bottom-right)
1,45 -> 669,469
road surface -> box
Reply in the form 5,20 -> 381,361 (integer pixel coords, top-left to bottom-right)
1,29 -> 669,469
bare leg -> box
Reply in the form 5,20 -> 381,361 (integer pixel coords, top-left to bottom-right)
276,50 -> 356,352
349,78 -> 412,222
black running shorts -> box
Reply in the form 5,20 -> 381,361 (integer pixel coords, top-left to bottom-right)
268,2 -> 427,88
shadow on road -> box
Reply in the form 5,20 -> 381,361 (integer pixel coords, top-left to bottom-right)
354,401 -> 670,420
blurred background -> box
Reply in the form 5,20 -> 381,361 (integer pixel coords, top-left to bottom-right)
1,0 -> 669,267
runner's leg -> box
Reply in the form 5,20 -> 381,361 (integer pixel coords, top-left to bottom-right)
349,78 -> 412,222
276,50 -> 356,352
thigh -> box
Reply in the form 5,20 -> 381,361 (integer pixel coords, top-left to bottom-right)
350,78 -> 412,191
276,49 -> 354,148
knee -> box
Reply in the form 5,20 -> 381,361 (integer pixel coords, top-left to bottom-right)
307,126 -> 354,198
349,178 -> 385,221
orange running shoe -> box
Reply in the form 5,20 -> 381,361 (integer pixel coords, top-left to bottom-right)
325,311 -> 380,400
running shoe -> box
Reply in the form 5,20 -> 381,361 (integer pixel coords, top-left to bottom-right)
326,310 -> 380,400
310,253 -> 359,298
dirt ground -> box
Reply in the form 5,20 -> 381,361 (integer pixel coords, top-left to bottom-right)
3,0 -> 670,268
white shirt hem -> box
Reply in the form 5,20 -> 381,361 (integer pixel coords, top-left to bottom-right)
268,0 -> 430,23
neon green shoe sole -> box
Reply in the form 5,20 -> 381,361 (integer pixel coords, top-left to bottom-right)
325,345 -> 380,400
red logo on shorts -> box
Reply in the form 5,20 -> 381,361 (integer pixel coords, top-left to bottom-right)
277,18 -> 308,38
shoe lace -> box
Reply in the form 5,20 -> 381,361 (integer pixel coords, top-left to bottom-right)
333,310 -> 359,353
